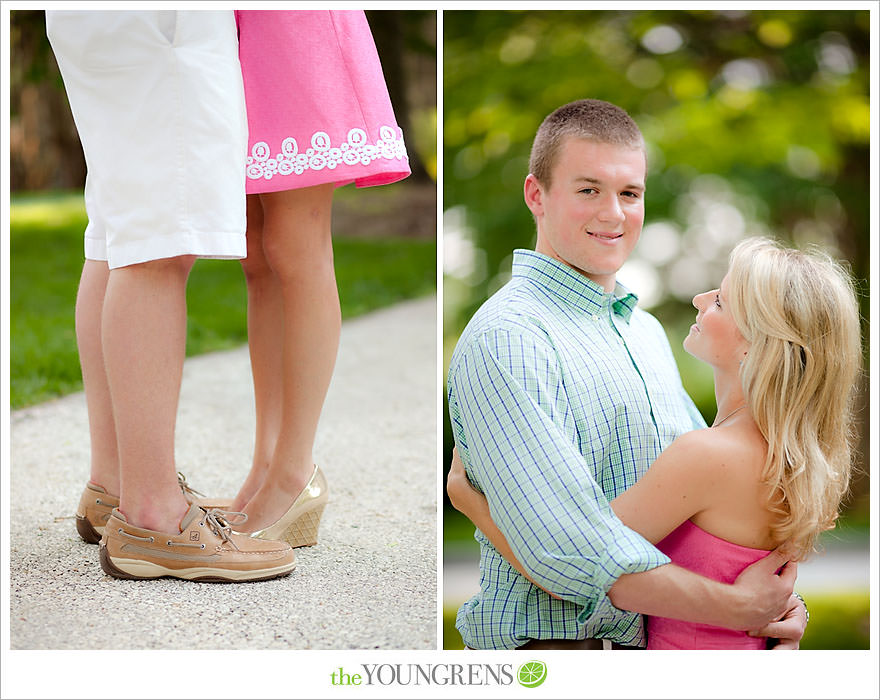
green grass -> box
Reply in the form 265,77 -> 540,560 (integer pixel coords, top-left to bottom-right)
10,191 -> 436,408
443,605 -> 464,650
799,591 -> 870,649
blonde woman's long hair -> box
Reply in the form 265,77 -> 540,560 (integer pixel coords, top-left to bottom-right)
726,237 -> 862,560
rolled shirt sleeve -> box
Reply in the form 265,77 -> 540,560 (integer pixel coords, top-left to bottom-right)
449,324 -> 670,622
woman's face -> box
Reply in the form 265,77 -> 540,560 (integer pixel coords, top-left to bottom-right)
683,273 -> 749,370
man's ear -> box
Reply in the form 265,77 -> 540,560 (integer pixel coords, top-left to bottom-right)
524,173 -> 544,219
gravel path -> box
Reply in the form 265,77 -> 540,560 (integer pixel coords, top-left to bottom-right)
9,296 -> 438,651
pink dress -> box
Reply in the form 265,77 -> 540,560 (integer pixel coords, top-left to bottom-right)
235,10 -> 411,195
647,520 -> 771,649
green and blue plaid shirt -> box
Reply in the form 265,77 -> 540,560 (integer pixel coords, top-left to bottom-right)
447,249 -> 706,649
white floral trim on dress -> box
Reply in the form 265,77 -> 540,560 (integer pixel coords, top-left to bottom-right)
246,126 -> 408,181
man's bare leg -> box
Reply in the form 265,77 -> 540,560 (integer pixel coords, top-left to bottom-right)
102,255 -> 195,534
75,259 -> 120,495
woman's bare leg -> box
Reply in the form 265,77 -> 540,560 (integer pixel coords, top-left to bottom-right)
237,184 -> 339,532
232,195 -> 284,511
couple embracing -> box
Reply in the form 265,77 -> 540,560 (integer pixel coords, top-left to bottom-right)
446,99 -> 861,650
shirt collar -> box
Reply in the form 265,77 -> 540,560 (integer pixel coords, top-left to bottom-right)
511,249 -> 639,322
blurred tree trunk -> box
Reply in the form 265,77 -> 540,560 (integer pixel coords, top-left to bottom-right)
10,10 -> 86,191
834,144 -> 870,513
367,10 -> 433,183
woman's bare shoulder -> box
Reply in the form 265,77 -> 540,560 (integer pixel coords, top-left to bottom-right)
663,427 -> 721,459
663,425 -> 763,481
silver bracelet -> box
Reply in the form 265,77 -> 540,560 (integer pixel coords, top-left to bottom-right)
793,592 -> 809,624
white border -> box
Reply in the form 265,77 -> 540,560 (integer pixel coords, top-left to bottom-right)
3,3 -> 878,700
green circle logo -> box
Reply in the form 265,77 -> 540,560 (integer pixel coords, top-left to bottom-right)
517,660 -> 547,688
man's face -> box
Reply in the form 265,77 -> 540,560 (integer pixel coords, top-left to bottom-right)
525,137 -> 646,292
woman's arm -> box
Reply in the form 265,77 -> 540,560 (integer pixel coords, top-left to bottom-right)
609,429 -> 718,544
447,430 -> 721,589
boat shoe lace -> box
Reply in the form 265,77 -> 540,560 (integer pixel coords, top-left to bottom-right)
117,509 -> 250,551
176,471 -> 207,500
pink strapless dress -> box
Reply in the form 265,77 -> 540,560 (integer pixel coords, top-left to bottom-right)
235,10 -> 410,195
647,520 -> 771,649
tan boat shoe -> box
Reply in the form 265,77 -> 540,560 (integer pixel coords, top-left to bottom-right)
75,472 -> 232,545
99,504 -> 296,582
75,482 -> 116,544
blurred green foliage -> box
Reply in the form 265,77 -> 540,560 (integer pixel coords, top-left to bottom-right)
444,10 -> 868,331
442,7 -> 870,516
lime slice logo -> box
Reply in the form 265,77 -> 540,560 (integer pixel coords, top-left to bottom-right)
517,660 -> 547,688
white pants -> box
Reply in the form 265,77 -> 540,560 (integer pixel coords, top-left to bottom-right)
46,10 -> 248,268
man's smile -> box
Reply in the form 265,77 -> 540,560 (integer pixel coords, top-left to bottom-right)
587,231 -> 624,241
